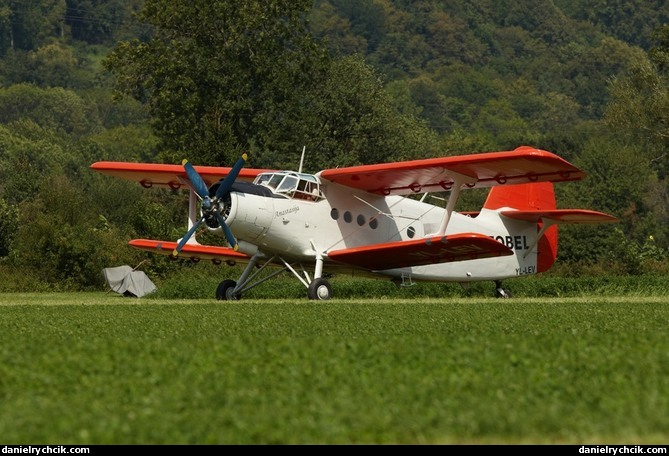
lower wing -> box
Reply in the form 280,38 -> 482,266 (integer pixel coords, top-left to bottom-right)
128,239 -> 250,263
327,233 -> 513,271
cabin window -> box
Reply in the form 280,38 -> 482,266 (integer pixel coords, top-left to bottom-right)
293,179 -> 322,201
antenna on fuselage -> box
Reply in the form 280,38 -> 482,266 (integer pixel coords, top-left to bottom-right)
298,145 -> 306,173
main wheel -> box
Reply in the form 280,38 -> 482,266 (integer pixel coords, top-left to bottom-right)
307,278 -> 332,300
216,279 -> 240,300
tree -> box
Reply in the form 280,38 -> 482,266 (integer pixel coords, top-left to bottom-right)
0,84 -> 99,136
0,0 -> 67,54
605,26 -> 669,178
10,174 -> 145,289
104,0 -> 434,170
66,0 -> 146,45
556,138 -> 657,262
602,25 -> 669,248
104,0 -> 330,167
0,196 -> 17,257
293,55 -> 437,170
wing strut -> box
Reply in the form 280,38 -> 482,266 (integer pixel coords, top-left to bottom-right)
435,171 -> 478,236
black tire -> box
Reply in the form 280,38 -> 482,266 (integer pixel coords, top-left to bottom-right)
216,279 -> 240,300
307,278 -> 332,300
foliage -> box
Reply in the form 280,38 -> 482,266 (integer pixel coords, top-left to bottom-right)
606,26 -> 669,180
552,131 -> 669,265
0,196 -> 17,257
290,55 -> 438,170
1,0 -> 669,289
103,0 -> 330,167
7,175 -> 141,289
102,0 -> 435,170
65,0 -> 148,44
0,0 -> 67,54
555,0 -> 669,49
0,83 -> 99,136
602,228 -> 669,275
0,121 -> 67,204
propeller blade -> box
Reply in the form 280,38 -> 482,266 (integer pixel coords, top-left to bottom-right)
215,153 -> 247,199
172,217 -> 204,257
215,212 -> 238,251
182,159 -> 210,199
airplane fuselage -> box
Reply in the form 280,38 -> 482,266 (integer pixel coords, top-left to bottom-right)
219,177 -> 541,283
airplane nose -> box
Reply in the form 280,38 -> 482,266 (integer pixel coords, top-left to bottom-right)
173,154 -> 247,255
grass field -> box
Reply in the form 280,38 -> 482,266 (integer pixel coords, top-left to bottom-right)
1,290 -> 668,444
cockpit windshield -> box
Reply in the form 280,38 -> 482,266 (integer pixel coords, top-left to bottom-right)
253,171 -> 323,201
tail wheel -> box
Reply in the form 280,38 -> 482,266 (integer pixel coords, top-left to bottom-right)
308,278 -> 332,300
494,280 -> 512,299
216,279 -> 240,300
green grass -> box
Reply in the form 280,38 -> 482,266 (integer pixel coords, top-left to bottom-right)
1,292 -> 668,444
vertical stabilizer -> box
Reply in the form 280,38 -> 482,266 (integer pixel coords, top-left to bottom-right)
484,181 -> 556,211
484,182 -> 558,272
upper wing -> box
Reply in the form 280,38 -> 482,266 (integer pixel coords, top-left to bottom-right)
327,233 -> 513,271
90,161 -> 277,189
500,209 -> 619,224
317,146 -> 585,196
128,239 -> 251,262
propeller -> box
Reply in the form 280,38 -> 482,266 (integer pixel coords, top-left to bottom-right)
172,153 -> 248,257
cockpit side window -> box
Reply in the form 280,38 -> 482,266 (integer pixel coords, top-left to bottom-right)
255,174 -> 271,186
266,174 -> 284,190
276,175 -> 298,193
254,172 -> 323,201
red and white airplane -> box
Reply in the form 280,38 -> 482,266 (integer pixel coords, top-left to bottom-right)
91,146 -> 618,300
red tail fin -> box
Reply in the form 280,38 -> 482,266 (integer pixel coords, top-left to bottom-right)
484,182 -> 558,272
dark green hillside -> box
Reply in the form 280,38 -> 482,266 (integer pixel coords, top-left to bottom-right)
0,0 -> 668,292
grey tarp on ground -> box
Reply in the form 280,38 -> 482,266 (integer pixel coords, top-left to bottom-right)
103,265 -> 157,297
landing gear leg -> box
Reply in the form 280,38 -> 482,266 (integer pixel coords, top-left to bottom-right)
307,255 -> 332,300
494,280 -> 512,299
214,253 -> 262,300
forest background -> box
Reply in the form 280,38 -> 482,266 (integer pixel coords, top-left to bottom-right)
1,0 -> 668,292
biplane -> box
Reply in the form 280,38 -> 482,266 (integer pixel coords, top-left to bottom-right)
91,146 -> 618,300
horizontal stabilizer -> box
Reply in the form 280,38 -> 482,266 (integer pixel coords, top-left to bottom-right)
328,233 -> 513,271
128,239 -> 250,262
500,209 -> 618,224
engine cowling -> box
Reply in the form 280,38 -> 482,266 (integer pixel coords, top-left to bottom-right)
205,181 -> 275,245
